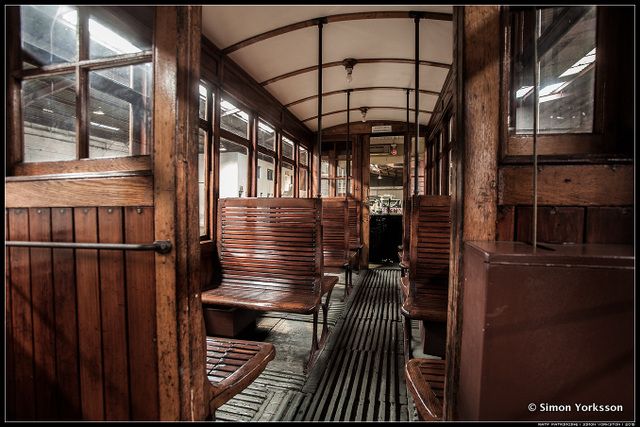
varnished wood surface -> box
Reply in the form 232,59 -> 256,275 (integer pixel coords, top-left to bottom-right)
6,175 -> 153,208
206,337 -> 275,412
5,206 -> 160,420
13,155 -> 151,176
499,164 -> 633,206
222,10 -> 453,55
405,358 -> 445,421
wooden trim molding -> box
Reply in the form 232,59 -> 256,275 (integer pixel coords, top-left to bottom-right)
223,10 -> 453,54
6,176 -> 153,208
285,86 -> 440,108
13,155 -> 152,176
262,59 -> 451,87
302,106 -> 433,123
499,164 -> 634,206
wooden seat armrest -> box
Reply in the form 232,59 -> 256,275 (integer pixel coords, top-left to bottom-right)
405,358 -> 445,421
206,337 -> 275,413
321,275 -> 339,295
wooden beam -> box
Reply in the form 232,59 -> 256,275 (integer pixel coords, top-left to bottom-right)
6,175 -> 153,208
223,10 -> 453,54
261,58 -> 451,87
302,106 -> 433,123
285,86 -> 440,108
499,164 -> 634,206
260,58 -> 451,86
6,6 -> 22,174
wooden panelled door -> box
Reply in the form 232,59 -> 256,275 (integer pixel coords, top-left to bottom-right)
5,6 -> 205,421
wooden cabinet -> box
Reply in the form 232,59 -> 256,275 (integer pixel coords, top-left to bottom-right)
458,242 -> 634,421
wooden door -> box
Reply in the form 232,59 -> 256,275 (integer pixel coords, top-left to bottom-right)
5,6 -> 204,421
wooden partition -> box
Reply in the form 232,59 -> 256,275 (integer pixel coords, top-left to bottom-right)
5,176 -> 159,420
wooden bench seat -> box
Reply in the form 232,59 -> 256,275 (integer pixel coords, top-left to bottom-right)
322,198 -> 358,296
201,198 -> 336,372
405,358 -> 445,421
401,195 -> 451,360
206,336 -> 275,417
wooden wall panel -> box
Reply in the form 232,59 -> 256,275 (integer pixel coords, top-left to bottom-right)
28,208 -> 56,420
499,165 -> 633,206
516,207 -> 585,244
495,205 -> 515,241
585,207 -> 634,244
125,207 -> 159,420
8,208 -> 36,419
6,175 -> 153,208
5,211 -> 16,420
74,207 -> 105,420
51,207 -> 81,419
98,207 -> 130,420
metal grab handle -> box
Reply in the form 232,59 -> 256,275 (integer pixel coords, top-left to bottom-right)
5,240 -> 172,254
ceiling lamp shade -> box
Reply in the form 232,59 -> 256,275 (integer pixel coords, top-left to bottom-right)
342,58 -> 357,84
360,107 -> 368,122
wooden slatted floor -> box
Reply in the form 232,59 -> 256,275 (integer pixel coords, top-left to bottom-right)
217,268 -> 420,422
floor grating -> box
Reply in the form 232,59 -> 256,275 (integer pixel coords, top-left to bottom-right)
216,268 -> 417,422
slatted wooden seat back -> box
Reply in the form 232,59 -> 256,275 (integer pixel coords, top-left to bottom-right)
409,195 -> 451,286
202,197 -> 336,372
347,198 -> 361,249
321,198 -> 349,268
217,197 -> 323,301
401,195 -> 451,359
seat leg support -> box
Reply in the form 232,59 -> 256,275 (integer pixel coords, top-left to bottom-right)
403,314 -> 413,361
319,288 -> 333,348
305,308 -> 321,374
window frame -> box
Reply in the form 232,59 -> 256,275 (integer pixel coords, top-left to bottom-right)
198,81 -> 215,240
500,6 -> 631,161
12,6 -> 154,169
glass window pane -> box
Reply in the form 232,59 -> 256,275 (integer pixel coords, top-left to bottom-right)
299,146 -> 309,167
89,7 -> 153,59
321,159 -> 330,177
21,6 -> 78,67
220,98 -> 249,139
321,179 -> 329,197
511,7 -> 596,134
299,168 -> 308,197
282,136 -> 294,160
199,84 -> 207,121
257,152 -> 275,197
281,162 -> 294,197
219,138 -> 248,198
22,73 -> 77,162
337,158 -> 351,177
258,120 -> 275,151
336,179 -> 350,197
198,129 -> 207,236
89,62 -> 152,158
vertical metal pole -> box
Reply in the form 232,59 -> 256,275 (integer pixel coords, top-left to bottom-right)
532,8 -> 539,250
316,19 -> 325,197
346,89 -> 351,198
413,15 -> 421,196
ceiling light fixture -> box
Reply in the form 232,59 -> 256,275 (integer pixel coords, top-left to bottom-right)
360,107 -> 369,122
342,58 -> 358,84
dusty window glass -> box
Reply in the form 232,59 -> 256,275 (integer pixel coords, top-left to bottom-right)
89,63 -> 152,158
21,5 -> 78,68
282,136 -> 295,160
199,84 -> 208,121
321,179 -> 329,197
299,168 -> 309,197
511,6 -> 597,134
22,73 -> 77,162
198,129 -> 207,236
257,153 -> 275,198
299,146 -> 309,167
281,162 -> 295,197
321,159 -> 330,177
220,98 -> 249,139
336,179 -> 351,197
258,120 -> 276,151
88,7 -> 152,59
219,138 -> 248,198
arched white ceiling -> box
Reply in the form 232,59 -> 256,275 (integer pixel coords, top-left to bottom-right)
201,5 -> 453,132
